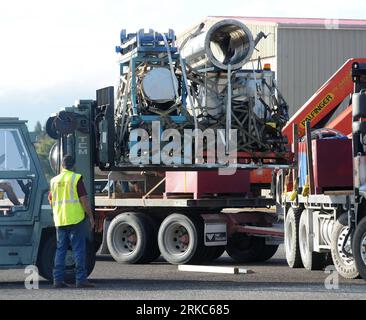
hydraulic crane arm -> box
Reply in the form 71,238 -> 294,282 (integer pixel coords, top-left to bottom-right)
282,58 -> 366,144
327,104 -> 353,136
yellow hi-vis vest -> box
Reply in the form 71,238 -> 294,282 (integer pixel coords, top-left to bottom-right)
50,169 -> 85,227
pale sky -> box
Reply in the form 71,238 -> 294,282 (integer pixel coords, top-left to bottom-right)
0,0 -> 365,130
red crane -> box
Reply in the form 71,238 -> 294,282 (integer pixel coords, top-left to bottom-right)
282,58 -> 366,143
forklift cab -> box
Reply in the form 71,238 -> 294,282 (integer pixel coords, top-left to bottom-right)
0,127 -> 34,215
0,119 -> 51,267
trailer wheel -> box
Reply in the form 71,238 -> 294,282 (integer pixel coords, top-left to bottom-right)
330,213 -> 359,279
284,207 -> 303,268
208,246 -> 226,261
352,216 -> 366,280
299,210 -> 326,270
158,214 -> 204,264
226,233 -> 265,263
36,232 -> 96,282
200,246 -> 226,263
257,244 -> 279,262
107,212 -> 160,264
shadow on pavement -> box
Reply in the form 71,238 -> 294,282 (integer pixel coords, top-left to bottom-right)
96,255 -> 287,267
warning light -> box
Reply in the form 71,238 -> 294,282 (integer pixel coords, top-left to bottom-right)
264,64 -> 271,71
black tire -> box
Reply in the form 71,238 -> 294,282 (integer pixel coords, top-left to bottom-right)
107,212 -> 160,264
94,232 -> 103,253
352,216 -> 366,281
257,244 -> 279,262
36,231 -> 96,282
325,252 -> 334,266
284,207 -> 303,268
226,233 -> 265,263
299,210 -> 327,271
147,216 -> 161,262
197,246 -> 216,263
209,246 -> 226,261
331,213 -> 359,279
200,246 -> 226,263
158,213 -> 205,265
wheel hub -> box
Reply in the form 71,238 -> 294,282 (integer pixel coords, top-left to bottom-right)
122,226 -> 137,251
165,224 -> 190,255
337,226 -> 354,266
113,223 -> 138,254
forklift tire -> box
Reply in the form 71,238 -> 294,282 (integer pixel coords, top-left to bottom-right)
226,234 -> 265,263
158,213 -> 205,265
352,216 -> 366,281
107,212 -> 160,264
330,213 -> 359,279
37,232 -> 96,282
299,210 -> 327,271
284,207 -> 303,268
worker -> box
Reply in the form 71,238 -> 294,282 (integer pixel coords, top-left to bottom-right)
49,155 -> 95,289
0,180 -> 21,206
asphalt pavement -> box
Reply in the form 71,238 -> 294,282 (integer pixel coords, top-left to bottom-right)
0,246 -> 365,300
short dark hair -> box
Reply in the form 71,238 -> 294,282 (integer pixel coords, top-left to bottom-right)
62,155 -> 75,170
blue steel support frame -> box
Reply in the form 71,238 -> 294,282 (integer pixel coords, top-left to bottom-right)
131,57 -> 137,115
119,52 -> 188,129
116,29 -> 193,164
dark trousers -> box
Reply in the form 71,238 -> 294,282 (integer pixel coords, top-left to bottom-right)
53,219 -> 87,284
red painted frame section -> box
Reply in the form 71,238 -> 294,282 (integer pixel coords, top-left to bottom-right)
327,104 -> 352,136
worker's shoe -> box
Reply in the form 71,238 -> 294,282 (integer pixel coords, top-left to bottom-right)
75,281 -> 95,288
53,282 -> 70,289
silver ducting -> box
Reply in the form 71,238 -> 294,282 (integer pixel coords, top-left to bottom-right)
142,68 -> 178,103
180,19 -> 255,71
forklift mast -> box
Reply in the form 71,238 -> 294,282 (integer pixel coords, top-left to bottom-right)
46,86 -> 116,208
46,100 -> 96,209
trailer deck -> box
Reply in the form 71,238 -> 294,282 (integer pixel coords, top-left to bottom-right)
95,196 -> 276,209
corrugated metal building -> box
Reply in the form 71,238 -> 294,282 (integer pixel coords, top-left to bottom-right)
179,16 -> 366,116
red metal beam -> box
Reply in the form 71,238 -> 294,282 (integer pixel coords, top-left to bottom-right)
234,225 -> 284,238
327,104 -> 352,136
